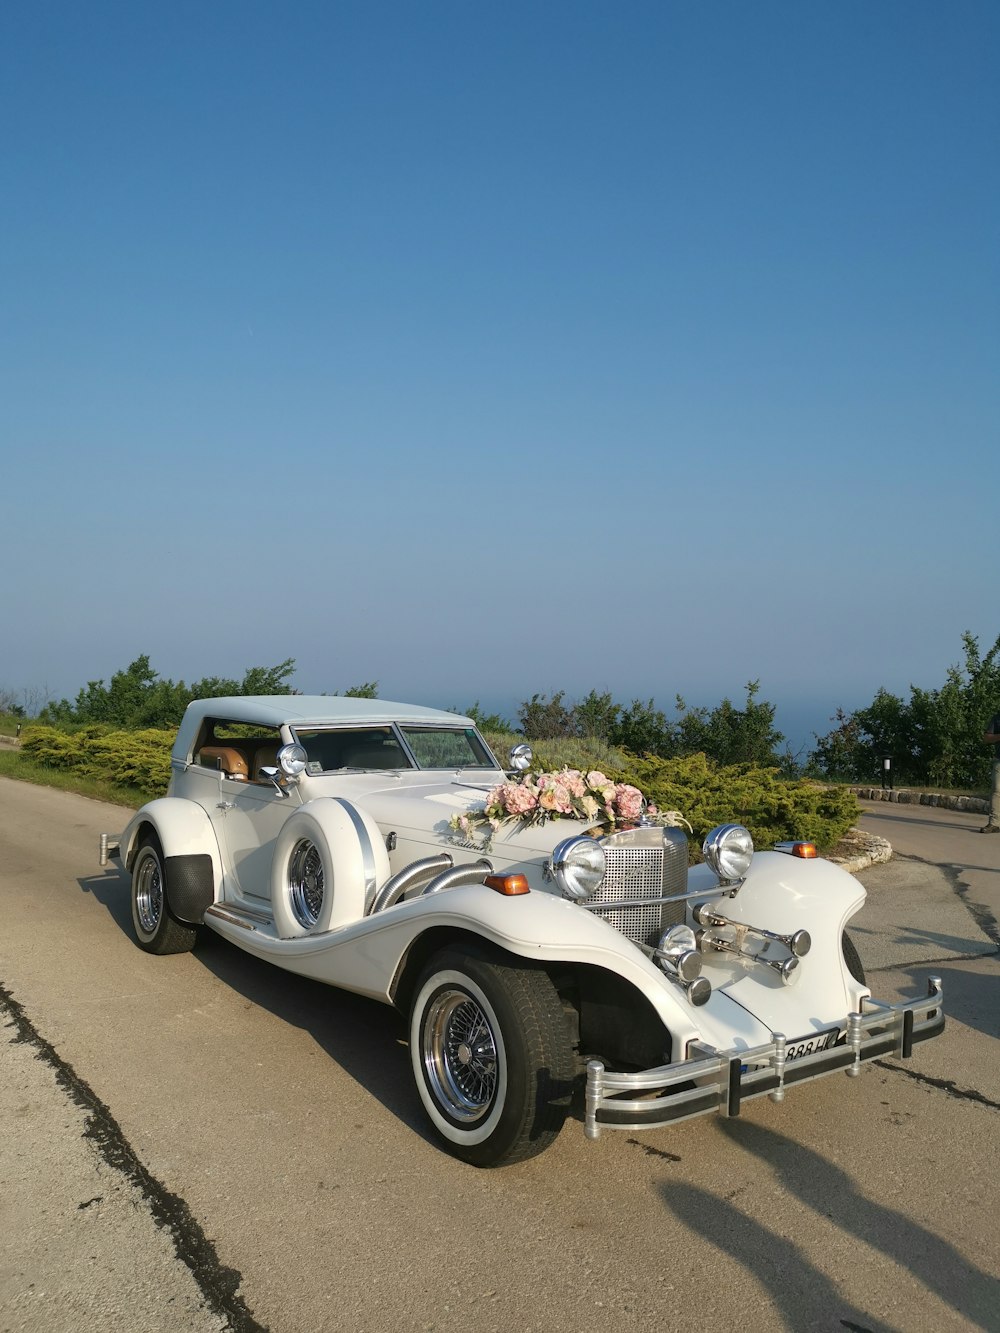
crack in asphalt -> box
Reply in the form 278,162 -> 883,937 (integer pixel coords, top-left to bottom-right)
0,981 -> 269,1333
874,1058 -> 1000,1111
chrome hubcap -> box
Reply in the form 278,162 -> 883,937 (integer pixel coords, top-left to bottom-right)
135,852 -> 163,934
423,989 -> 498,1122
288,839 -> 324,928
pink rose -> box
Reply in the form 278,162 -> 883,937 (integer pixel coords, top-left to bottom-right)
503,783 -> 539,817
614,784 -> 645,821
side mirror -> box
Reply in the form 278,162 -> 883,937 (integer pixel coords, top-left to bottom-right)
508,742 -> 533,773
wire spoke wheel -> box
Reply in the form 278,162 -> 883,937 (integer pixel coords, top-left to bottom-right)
134,849 -> 164,935
288,838 -> 325,928
423,989 -> 499,1122
129,833 -> 197,956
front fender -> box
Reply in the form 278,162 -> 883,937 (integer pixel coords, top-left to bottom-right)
691,850 -> 870,1030
221,885 -> 757,1055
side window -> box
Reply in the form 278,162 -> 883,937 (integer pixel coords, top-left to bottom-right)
193,720 -> 283,783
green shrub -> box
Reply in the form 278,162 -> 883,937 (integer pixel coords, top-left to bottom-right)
599,752 -> 858,854
482,728 -> 631,775
21,724 -> 173,799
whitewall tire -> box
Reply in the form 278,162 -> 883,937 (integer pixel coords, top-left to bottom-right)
409,947 -> 574,1167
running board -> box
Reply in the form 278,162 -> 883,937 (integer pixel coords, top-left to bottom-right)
205,904 -> 274,932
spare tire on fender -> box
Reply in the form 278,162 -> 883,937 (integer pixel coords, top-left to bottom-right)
270,799 -> 389,938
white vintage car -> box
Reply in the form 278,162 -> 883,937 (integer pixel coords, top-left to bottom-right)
100,695 -> 944,1166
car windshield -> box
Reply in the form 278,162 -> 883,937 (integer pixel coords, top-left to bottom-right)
399,727 -> 497,770
292,725 -> 498,773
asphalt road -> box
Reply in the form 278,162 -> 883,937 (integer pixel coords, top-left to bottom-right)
1,780 -> 997,1333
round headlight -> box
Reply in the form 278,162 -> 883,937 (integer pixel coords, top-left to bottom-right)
551,835 -> 606,900
702,823 -> 754,883
278,743 -> 308,778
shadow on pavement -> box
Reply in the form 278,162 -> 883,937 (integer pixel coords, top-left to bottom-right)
896,959 -> 999,1041
705,1119 -> 998,1329
77,865 -> 433,1146
657,1175 -> 898,1332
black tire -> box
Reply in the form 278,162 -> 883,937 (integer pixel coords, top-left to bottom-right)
842,930 -> 866,985
409,947 -> 575,1167
131,833 -> 198,955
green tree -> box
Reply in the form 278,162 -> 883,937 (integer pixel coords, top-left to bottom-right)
41,655 -> 298,730
675,681 -> 785,768
339,681 -> 379,698
809,632 -> 1000,789
462,701 -> 513,731
518,691 -> 576,740
611,697 -> 673,756
573,690 -> 620,741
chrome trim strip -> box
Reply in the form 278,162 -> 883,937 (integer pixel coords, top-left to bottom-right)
583,976 -> 944,1139
579,887 -> 727,912
205,905 -> 268,932
333,797 -> 379,914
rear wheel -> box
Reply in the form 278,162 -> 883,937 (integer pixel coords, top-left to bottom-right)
409,947 -> 575,1167
131,833 -> 198,955
842,930 -> 866,984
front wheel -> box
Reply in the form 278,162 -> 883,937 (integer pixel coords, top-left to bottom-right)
131,833 -> 198,955
409,947 -> 575,1167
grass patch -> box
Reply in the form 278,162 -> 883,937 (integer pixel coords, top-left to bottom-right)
0,749 -> 147,808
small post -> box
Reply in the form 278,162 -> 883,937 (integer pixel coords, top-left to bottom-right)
982,714 -> 1000,833
880,755 -> 893,790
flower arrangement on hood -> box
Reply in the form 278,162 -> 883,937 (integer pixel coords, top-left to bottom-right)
449,768 -> 689,847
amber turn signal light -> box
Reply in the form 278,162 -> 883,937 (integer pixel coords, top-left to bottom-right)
774,840 -> 818,859
484,873 -> 530,896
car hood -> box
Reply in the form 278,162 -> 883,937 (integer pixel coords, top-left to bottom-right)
299,772 -> 594,862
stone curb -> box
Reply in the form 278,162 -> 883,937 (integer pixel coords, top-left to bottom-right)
827,829 -> 894,875
851,786 -> 989,815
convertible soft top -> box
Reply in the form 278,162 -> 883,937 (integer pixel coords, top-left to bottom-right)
172,695 -> 473,762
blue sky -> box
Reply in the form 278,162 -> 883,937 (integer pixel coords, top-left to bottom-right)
2,1 -> 997,754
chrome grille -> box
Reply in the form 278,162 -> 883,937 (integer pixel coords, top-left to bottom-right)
590,827 -> 689,947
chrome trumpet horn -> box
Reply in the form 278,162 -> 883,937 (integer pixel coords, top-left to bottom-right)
692,903 -> 811,958
694,928 -> 803,987
654,925 -> 712,1006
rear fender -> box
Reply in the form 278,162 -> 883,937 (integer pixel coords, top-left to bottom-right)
121,799 -> 223,922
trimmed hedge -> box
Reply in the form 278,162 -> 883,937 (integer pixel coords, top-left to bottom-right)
478,731 -> 857,853
20,724 -> 173,796
598,752 -> 858,854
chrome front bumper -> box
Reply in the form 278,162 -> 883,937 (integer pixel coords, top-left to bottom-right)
584,976 -> 944,1139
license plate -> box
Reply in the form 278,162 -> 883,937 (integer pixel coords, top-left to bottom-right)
785,1028 -> 840,1062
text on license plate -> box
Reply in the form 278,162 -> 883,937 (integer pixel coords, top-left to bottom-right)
785,1028 -> 840,1062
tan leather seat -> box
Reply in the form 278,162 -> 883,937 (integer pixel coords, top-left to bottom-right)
197,745 -> 250,780
252,745 -> 280,782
